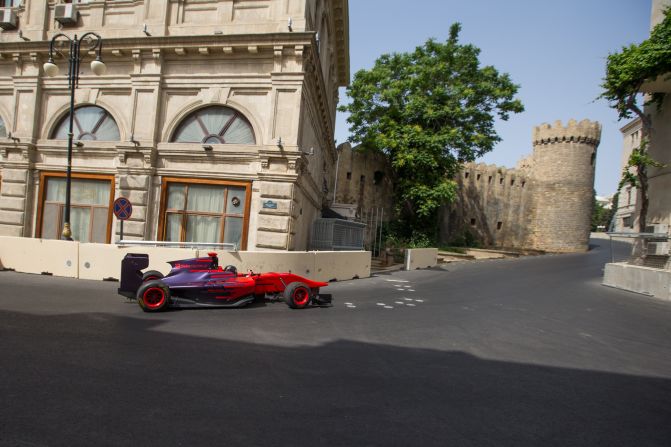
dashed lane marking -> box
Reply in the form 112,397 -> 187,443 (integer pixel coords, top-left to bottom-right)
385,279 -> 409,283
384,306 -> 394,309
376,303 -> 386,306
406,304 -> 416,307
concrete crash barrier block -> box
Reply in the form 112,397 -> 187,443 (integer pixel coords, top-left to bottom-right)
405,248 -> 439,270
313,251 -> 371,282
79,244 -> 198,280
205,250 -> 315,278
603,262 -> 671,301
0,236 -> 79,278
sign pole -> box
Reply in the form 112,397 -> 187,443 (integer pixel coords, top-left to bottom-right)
120,220 -> 124,243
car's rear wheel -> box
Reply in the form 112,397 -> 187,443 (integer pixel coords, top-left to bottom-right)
284,282 -> 311,309
142,270 -> 164,282
137,280 -> 171,312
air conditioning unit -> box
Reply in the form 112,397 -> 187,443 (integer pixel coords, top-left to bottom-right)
54,3 -> 78,26
0,8 -> 18,30
647,241 -> 670,256
645,223 -> 669,235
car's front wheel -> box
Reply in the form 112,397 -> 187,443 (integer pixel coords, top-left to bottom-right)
284,282 -> 311,309
137,280 -> 171,312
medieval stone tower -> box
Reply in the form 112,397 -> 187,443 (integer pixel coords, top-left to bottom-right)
527,119 -> 601,252
441,119 -> 602,253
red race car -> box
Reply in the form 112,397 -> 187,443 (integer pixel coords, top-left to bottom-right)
118,252 -> 331,312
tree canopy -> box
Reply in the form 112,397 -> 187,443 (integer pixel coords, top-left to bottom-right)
340,23 -> 524,239
601,8 -> 671,121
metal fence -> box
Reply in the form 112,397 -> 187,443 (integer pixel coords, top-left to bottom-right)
117,240 -> 238,251
310,218 -> 366,251
360,207 -> 385,257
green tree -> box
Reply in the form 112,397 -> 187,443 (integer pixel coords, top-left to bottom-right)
339,23 -> 523,241
601,8 -> 671,232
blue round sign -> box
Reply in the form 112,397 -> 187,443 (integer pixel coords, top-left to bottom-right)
113,197 -> 132,221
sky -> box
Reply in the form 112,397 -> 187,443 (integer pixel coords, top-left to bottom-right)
334,0 -> 653,197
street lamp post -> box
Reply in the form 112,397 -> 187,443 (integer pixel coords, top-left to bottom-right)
43,33 -> 106,240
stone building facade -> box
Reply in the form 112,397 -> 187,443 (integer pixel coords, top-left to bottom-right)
442,119 -> 602,252
613,118 -> 642,232
0,0 -> 349,251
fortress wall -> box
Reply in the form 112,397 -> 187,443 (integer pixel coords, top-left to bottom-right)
441,119 -> 601,253
442,162 -> 533,248
334,144 -> 394,219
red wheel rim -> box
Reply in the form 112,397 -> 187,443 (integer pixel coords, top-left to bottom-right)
293,287 -> 309,306
145,276 -> 159,282
143,287 -> 165,309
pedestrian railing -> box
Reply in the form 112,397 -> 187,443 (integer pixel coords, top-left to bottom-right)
116,240 -> 238,251
606,231 -> 670,268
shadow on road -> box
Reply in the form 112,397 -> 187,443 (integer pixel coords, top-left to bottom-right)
1,309 -> 669,447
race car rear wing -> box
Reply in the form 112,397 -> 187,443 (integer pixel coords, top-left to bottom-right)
118,253 -> 149,299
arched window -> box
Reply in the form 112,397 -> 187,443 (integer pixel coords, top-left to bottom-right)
0,117 -> 6,138
171,106 -> 255,144
51,105 -> 120,141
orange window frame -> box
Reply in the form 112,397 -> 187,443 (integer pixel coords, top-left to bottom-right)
157,177 -> 252,250
36,171 -> 116,243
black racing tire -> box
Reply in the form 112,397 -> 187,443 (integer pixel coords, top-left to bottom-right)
137,280 -> 171,313
142,270 -> 164,282
284,282 -> 311,309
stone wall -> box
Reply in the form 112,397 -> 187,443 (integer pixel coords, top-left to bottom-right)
442,163 -> 532,248
441,119 -> 601,253
332,142 -> 394,221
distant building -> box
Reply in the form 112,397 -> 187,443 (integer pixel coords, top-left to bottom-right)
613,118 -> 642,232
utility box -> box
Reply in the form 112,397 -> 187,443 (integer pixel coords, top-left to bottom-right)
0,9 -> 18,30
54,3 -> 78,25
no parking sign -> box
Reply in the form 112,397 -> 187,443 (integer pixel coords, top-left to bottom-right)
113,197 -> 132,220
113,197 -> 132,241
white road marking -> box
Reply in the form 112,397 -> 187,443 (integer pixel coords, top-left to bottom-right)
403,285 -> 412,288
394,301 -> 405,304
346,305 -> 356,308
415,299 -> 424,302
385,279 -> 409,283
376,303 -> 386,306
384,306 -> 394,309
408,289 -> 415,292
404,298 -> 413,301
406,304 -> 416,307
344,302 -> 353,305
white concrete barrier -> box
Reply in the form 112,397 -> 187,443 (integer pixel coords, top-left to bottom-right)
79,244 -> 198,280
603,262 -> 671,300
404,248 -> 438,270
206,250 -> 315,279
0,236 -> 79,277
0,236 -> 371,283
314,251 -> 371,282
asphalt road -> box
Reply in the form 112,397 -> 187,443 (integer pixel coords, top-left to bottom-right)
1,239 -> 670,446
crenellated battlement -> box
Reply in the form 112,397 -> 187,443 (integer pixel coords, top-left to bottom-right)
532,119 -> 601,147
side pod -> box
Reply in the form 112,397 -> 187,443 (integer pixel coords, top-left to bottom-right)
118,253 -> 149,299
